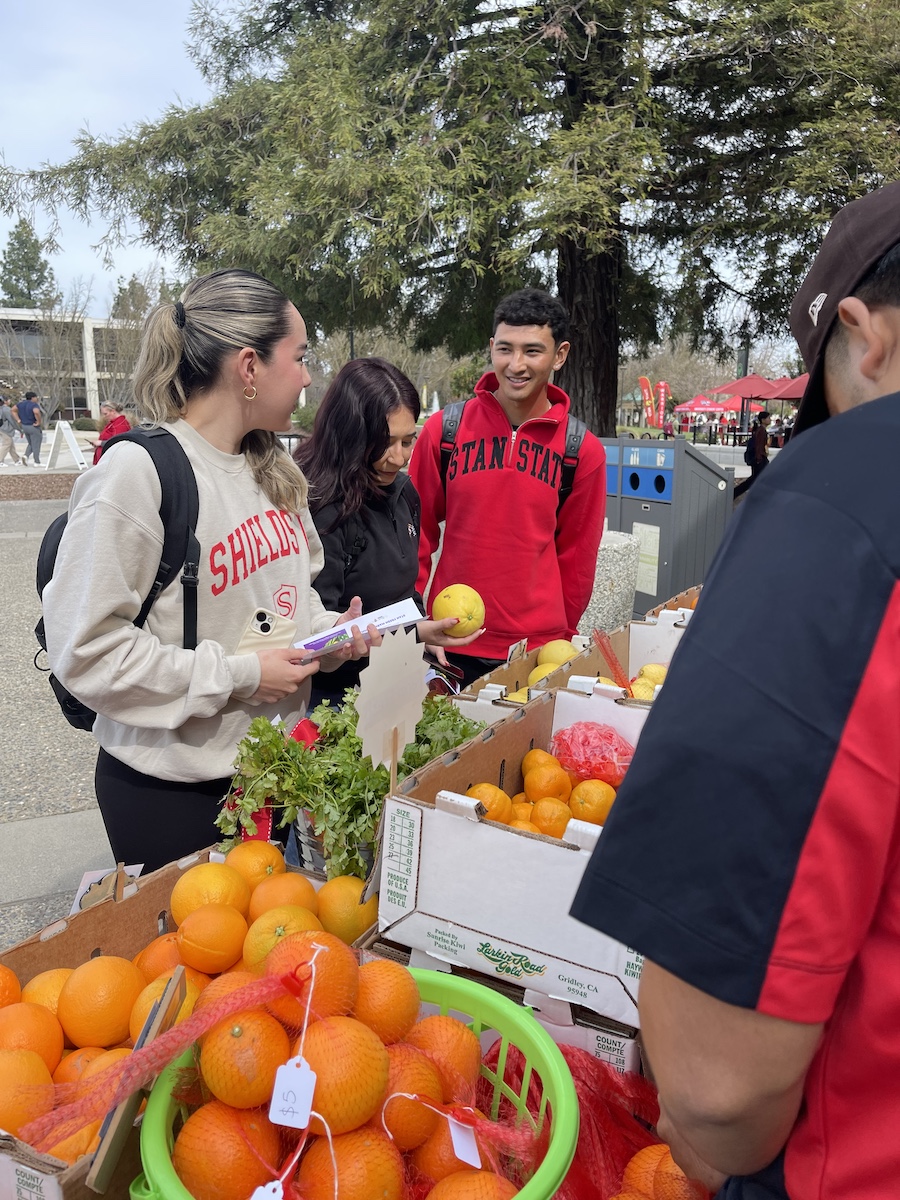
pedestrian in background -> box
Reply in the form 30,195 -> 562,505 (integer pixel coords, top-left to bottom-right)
16,391 -> 43,465
0,396 -> 22,465
86,399 -> 132,465
733,411 -> 769,497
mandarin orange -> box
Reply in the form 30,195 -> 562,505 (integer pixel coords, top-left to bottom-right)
295,1125 -> 404,1200
352,959 -> 421,1044
172,1099 -> 281,1200
530,797 -> 573,839
224,840 -> 286,890
200,1009 -> 291,1109
523,762 -> 572,804
248,870 -> 319,923
569,779 -> 617,825
465,784 -> 512,824
405,1014 -> 482,1103
296,1015 -> 390,1136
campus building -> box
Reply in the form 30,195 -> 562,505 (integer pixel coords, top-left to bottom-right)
0,306 -> 133,419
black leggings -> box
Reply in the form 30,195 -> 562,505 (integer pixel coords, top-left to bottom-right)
94,749 -> 232,875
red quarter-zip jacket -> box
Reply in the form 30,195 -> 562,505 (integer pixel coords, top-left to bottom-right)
409,373 -> 606,660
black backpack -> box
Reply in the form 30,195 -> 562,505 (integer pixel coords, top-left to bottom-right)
34,428 -> 201,731
438,399 -> 587,514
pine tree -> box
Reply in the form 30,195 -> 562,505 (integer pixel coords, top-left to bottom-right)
0,219 -> 57,308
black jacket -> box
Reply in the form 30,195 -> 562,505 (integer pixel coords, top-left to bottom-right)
310,475 -> 425,696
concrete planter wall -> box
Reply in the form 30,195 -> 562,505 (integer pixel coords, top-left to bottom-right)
578,530 -> 641,635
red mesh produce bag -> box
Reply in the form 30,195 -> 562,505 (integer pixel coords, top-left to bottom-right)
551,722 -> 636,788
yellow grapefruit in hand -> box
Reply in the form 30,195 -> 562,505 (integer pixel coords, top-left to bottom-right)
431,584 -> 485,637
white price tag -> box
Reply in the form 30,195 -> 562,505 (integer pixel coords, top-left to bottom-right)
268,1057 -> 316,1130
448,1116 -> 482,1169
250,1184 -> 283,1200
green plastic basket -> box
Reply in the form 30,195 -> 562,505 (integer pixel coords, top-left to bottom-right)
130,967 -> 579,1199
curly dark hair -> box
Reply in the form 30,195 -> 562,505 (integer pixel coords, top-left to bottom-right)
492,288 -> 570,345
294,356 -> 420,525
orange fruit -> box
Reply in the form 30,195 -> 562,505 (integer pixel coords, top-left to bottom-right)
352,959 -> 421,1044
52,1046 -> 106,1085
405,1014 -> 482,1103
530,797 -> 572,839
200,1009 -> 291,1109
172,1099 -> 281,1200
295,1125 -> 405,1200
248,871 -> 319,923
465,784 -> 512,824
521,748 -> 561,775
509,819 -> 541,834
381,1042 -> 443,1150
411,1109 -> 490,1183
0,1001 -> 65,1072
45,1117 -> 102,1164
569,779 -> 617,825
176,903 -> 249,974
523,762 -> 572,804
264,930 -> 359,1028
316,875 -> 378,945
426,1170 -> 519,1199
193,971 -> 258,1019
20,968 -> 72,1016
224,840 -> 286,891
0,964 -> 22,1008
223,956 -> 261,976
79,1046 -> 132,1082
243,904 -> 324,969
0,1049 -> 54,1138
295,1015 -> 390,1135
170,862 -> 251,926
57,956 -> 146,1049
128,974 -> 202,1046
510,801 -> 534,822
622,1143 -> 671,1194
133,933 -> 184,984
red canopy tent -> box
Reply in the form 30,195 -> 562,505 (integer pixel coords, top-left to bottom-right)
767,373 -> 809,400
673,394 -> 727,413
707,373 -> 776,430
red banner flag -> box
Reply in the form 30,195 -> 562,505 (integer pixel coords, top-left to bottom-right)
654,381 -> 670,429
638,376 -> 655,427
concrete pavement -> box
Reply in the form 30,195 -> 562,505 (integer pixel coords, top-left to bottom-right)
0,499 -> 114,953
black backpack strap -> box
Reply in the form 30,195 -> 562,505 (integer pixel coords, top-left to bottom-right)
439,400 -> 467,490
557,413 -> 587,515
102,428 -> 201,649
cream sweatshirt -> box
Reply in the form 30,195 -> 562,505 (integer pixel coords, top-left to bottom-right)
43,420 -> 339,782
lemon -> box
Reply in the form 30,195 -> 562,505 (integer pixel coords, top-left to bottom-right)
630,678 -> 657,701
527,663 -> 559,688
536,639 -> 580,666
597,675 -> 618,687
506,688 -> 530,702
637,663 -> 667,685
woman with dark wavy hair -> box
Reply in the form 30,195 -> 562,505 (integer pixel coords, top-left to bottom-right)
295,356 -> 481,706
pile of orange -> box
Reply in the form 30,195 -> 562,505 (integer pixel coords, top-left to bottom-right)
614,1142 -> 710,1200
0,843 -> 383,1174
466,747 -> 617,840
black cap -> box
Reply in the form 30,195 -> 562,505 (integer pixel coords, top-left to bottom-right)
790,181 -> 900,435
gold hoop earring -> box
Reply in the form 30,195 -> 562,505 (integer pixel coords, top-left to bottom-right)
243,385 -> 257,401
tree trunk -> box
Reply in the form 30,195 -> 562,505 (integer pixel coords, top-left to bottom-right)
555,231 -> 622,437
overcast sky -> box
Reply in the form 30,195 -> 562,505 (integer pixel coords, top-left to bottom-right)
1,1 -> 211,313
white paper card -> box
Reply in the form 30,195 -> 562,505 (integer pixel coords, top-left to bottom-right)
448,1116 -> 482,1168
250,1184 -> 283,1200
269,1058 -> 316,1130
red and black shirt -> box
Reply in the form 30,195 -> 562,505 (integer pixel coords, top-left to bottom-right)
572,393 -> 900,1199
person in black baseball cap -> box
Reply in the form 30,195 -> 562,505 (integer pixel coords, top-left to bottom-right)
571,183 -> 900,1199
790,180 -> 900,434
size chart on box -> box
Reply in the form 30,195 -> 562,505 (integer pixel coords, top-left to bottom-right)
381,804 -> 420,917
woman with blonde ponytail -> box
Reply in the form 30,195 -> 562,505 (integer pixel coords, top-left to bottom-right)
43,269 -> 380,872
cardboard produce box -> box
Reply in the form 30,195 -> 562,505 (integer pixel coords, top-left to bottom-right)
453,611 -> 691,724
645,584 -> 701,619
377,688 -> 652,1027
360,932 -> 641,1074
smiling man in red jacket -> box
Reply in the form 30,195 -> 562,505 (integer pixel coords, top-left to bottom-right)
409,288 -> 606,686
